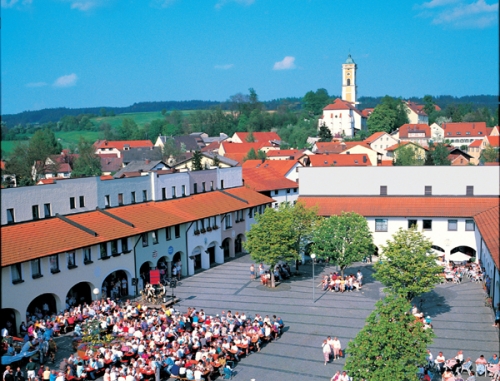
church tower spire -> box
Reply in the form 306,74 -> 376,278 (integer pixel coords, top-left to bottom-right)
342,54 -> 357,104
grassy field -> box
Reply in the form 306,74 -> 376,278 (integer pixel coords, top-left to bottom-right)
1,110 -> 198,156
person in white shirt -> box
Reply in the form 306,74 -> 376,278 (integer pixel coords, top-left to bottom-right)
338,371 -> 350,381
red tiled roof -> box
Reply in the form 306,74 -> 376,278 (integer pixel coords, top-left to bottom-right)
0,160 -> 5,171
469,139 -> 483,148
265,149 -> 305,159
94,140 -> 153,150
405,101 -> 427,116
201,141 -> 220,152
486,135 -> 500,148
220,142 -> 268,154
364,132 -> 387,144
314,142 -> 344,154
308,154 -> 371,167
442,122 -> 488,138
298,196 -> 499,219
378,160 -> 394,166
243,164 -> 298,192
361,108 -> 374,118
398,124 -> 431,138
242,159 -> 298,176
223,153 -> 247,165
1,188 -> 274,267
474,205 -> 500,270
323,98 -> 363,117
100,175 -> 114,180
233,132 -> 281,143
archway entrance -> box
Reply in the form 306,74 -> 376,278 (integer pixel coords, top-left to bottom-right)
102,270 -> 128,299
191,247 -> 203,272
450,246 -> 476,257
235,234 -> 245,255
66,282 -> 92,308
157,256 -> 169,282
0,308 -> 19,336
27,294 -> 58,320
140,262 -> 154,284
207,246 -> 216,267
222,238 -> 232,258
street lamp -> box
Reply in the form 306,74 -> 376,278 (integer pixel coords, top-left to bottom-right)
93,287 -> 100,302
311,253 -> 316,303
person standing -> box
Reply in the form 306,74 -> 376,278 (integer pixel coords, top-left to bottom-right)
332,337 -> 341,360
26,359 -> 37,381
357,270 -> 363,287
250,264 -> 256,280
322,340 -> 331,365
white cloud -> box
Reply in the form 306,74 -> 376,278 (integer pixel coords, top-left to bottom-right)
151,0 -> 177,8
53,73 -> 78,87
215,0 -> 255,10
273,56 -> 296,70
70,1 -> 96,11
1,0 -> 31,8
26,82 -> 48,88
214,64 -> 234,70
416,0 -> 498,28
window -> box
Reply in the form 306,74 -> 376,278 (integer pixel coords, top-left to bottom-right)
105,195 -> 110,208
424,186 -> 432,196
408,219 -> 417,229
274,190 -> 279,195
249,208 -> 253,218
194,183 -> 198,194
174,225 -> 180,238
70,197 -> 76,209
210,181 -> 214,191
31,259 -> 42,278
274,203 -> 279,209
466,186 -> 474,196
166,227 -> 172,241
7,208 -> 15,224
380,186 -> 387,196
172,186 -> 176,198
83,247 -> 92,263
79,196 -> 85,208
67,251 -> 76,268
143,190 -> 148,202
118,193 -> 124,206
225,214 -> 232,229
121,238 -> 129,252
465,220 -> 475,231
32,205 -> 39,220
423,220 -> 432,231
287,188 -> 291,194
202,182 -> 206,192
375,219 -> 388,232
152,230 -> 159,244
221,180 -> 224,189
100,243 -> 108,259
131,191 -> 136,204
182,185 -> 186,197
236,210 -> 244,222
162,188 -> 166,200
49,255 -> 59,273
142,233 -> 149,247
448,219 -> 458,231
44,203 -> 51,218
111,240 -> 118,255
11,264 -> 23,283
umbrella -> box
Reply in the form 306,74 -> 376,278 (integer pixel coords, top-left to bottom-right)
448,252 -> 471,262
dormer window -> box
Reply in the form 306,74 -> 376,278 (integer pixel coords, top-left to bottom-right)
456,132 -> 461,135
447,132 -> 451,136
466,132 -> 470,135
478,132 -> 483,135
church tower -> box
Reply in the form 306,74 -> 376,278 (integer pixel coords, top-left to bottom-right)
342,54 -> 357,104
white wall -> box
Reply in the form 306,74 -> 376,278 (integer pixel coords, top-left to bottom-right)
299,167 -> 500,196
269,189 -> 299,208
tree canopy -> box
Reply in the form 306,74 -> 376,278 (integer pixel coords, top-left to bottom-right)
192,150 -> 203,171
367,96 -> 409,135
425,142 -> 451,166
318,123 -> 333,142
374,228 -> 443,301
312,212 -> 374,276
71,137 -> 102,178
393,144 -> 425,166
244,203 -> 318,287
344,294 -> 435,381
303,88 -> 330,116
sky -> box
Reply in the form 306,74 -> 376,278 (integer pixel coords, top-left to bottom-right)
1,0 -> 499,115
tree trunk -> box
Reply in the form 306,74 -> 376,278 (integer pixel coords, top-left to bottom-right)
270,271 -> 276,288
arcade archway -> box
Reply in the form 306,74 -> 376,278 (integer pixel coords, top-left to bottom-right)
235,234 -> 245,255
27,293 -> 59,319
102,270 -> 129,299
222,238 -> 232,258
66,282 -> 93,308
0,308 -> 20,337
140,262 -> 154,284
450,246 -> 476,257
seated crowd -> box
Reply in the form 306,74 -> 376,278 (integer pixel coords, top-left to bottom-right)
441,262 -> 483,284
318,270 -> 363,293
6,298 -> 284,381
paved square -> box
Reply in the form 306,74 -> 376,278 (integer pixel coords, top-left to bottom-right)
170,255 -> 499,381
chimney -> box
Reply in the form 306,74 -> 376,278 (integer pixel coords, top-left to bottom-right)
145,159 -> 150,164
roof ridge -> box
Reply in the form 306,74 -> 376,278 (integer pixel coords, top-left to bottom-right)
96,207 -> 135,228
219,189 -> 249,204
56,214 -> 98,236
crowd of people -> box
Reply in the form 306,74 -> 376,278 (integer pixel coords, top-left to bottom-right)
251,263 -> 293,286
441,262 -> 484,284
318,270 -> 363,293
2,298 -> 284,381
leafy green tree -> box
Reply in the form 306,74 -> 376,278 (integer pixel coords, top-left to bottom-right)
244,148 -> 258,161
368,96 -> 409,134
344,294 -> 435,381
246,131 -> 255,142
192,150 -> 203,171
393,144 -> 425,166
245,203 -> 317,287
100,108 -> 107,117
425,142 -> 451,166
71,137 -> 102,178
116,117 -> 138,140
303,88 -> 330,116
422,95 -> 439,125
318,123 -> 333,142
312,212 -> 374,276
257,149 -> 267,161
481,145 -> 499,163
374,228 -> 443,301
161,138 -> 183,161
147,119 -> 165,144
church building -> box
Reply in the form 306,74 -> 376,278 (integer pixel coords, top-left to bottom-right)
318,54 -> 367,138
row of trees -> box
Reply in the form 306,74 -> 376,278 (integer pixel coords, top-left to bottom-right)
245,203 -> 443,379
